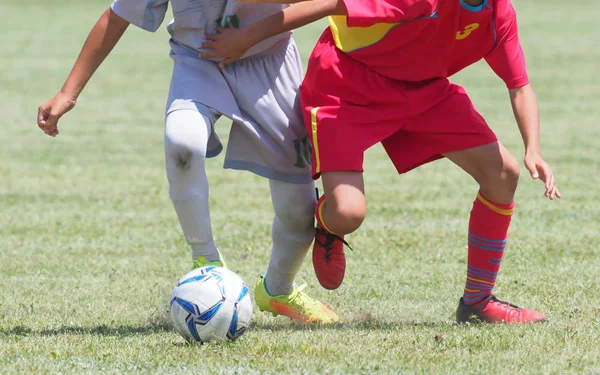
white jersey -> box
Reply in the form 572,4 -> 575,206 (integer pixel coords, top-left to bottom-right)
110,0 -> 291,59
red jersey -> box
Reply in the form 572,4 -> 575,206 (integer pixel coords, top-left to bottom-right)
326,0 -> 528,88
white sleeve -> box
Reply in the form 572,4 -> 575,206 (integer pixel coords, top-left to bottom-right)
111,0 -> 169,32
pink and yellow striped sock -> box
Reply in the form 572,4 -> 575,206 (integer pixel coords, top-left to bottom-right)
463,192 -> 515,305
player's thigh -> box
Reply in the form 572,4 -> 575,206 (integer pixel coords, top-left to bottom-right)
443,141 -> 520,190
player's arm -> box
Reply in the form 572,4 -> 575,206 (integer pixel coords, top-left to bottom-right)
509,84 -> 559,199
201,0 -> 347,66
37,8 -> 129,137
485,9 -> 560,200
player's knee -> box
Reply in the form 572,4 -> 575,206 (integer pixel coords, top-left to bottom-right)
326,199 -> 366,235
480,154 -> 520,199
502,157 -> 521,189
164,109 -> 210,172
164,129 -> 206,172
489,155 -> 520,194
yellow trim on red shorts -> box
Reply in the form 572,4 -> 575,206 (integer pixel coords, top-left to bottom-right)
310,107 -> 321,175
477,193 -> 514,216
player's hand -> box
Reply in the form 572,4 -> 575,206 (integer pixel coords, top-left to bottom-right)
37,92 -> 77,137
524,151 -> 561,200
201,26 -> 254,67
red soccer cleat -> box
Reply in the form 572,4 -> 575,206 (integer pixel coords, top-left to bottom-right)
312,226 -> 347,290
456,295 -> 546,324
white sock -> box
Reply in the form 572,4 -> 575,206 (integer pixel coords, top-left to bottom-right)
164,107 -> 220,262
264,179 -> 316,295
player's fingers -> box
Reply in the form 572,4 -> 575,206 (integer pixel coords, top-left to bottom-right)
43,113 -> 60,134
547,184 -> 555,200
218,57 -> 237,68
215,25 -> 226,34
525,159 -> 539,179
544,173 -> 555,198
544,167 -> 554,191
46,113 -> 59,127
537,163 -> 551,188
37,107 -> 47,127
37,109 -> 55,137
555,187 -> 562,199
200,51 -> 216,59
204,33 -> 220,41
540,163 -> 554,189
201,40 -> 216,49
550,184 -> 560,200
199,44 -> 219,59
39,122 -> 56,137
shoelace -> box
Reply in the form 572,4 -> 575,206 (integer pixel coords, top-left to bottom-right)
287,284 -> 336,323
488,295 -> 520,309
315,227 -> 353,262
288,284 -> 310,309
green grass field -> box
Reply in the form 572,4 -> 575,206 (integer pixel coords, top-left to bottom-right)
1,0 -> 599,373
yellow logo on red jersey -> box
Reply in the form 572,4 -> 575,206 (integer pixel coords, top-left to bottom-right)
456,23 -> 480,40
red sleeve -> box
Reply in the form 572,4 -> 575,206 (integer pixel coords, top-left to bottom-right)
484,5 -> 529,89
343,0 -> 437,27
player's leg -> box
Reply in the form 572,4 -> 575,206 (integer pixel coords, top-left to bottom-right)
445,142 -> 518,306
164,102 -> 223,267
253,178 -> 338,323
264,179 -> 315,296
319,171 -> 366,235
308,170 -> 367,290
221,38 -> 338,322
384,85 -> 545,323
445,143 -> 544,323
302,82 -> 400,290
445,142 -> 519,204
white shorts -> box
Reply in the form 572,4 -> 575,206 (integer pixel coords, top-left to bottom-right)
166,37 -> 312,184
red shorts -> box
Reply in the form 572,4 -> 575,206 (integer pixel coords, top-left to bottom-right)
301,34 -> 497,179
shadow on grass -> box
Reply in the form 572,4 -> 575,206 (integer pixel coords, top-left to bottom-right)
2,319 -> 454,338
1,308 -> 457,338
1,322 -> 173,337
251,320 -> 449,332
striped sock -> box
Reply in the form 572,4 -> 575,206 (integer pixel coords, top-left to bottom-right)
463,192 -> 515,305
315,195 -> 339,235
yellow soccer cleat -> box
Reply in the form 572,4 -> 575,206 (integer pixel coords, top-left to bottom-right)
192,255 -> 226,270
254,276 -> 339,324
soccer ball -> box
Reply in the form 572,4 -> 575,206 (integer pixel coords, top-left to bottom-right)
170,266 -> 253,343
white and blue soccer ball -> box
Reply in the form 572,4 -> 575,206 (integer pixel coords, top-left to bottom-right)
170,266 -> 253,343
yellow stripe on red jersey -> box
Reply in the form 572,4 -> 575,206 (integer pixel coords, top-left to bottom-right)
328,16 -> 400,53
321,0 -> 527,88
